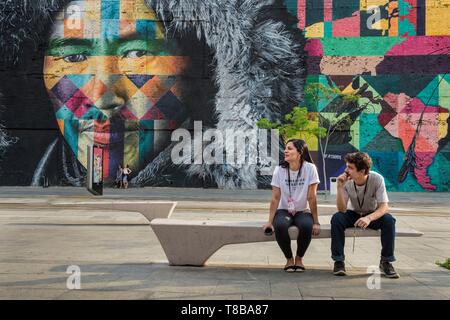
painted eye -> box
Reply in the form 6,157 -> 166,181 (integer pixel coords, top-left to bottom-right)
124,50 -> 147,58
63,54 -> 87,63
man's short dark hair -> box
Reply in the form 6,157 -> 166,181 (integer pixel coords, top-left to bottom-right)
344,152 -> 372,174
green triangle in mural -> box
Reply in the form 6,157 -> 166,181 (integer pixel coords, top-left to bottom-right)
417,76 -> 440,106
438,137 -> 450,162
366,150 -> 402,188
359,114 -> 383,150
370,158 -> 397,187
363,129 -> 403,152
439,75 -> 450,111
358,77 -> 383,114
284,0 -> 297,17
316,76 -> 340,112
319,96 -> 341,113
349,120 -> 359,150
362,75 -> 435,98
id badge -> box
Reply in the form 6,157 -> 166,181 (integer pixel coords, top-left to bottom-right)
287,197 -> 295,215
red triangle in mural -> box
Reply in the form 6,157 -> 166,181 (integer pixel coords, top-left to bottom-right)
378,111 -> 397,128
141,106 -> 165,120
119,107 -> 139,120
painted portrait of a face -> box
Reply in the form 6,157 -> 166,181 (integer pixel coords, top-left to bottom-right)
43,0 -> 188,181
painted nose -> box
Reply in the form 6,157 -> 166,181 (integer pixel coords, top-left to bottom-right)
90,57 -> 126,118
93,76 -> 125,118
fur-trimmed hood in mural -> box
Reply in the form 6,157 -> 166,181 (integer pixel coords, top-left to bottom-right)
0,0 -> 305,188
0,117 -> 17,170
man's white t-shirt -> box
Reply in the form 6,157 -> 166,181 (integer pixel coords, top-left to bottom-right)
270,162 -> 320,212
343,171 -> 389,215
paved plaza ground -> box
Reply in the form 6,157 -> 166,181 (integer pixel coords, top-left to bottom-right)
0,187 -> 449,300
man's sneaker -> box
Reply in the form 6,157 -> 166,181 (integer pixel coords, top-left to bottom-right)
333,261 -> 346,276
379,261 -> 400,279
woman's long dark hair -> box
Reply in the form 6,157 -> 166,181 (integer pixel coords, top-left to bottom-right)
280,139 -> 313,169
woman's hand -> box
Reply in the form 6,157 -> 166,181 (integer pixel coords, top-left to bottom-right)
312,223 -> 321,236
262,222 -> 274,233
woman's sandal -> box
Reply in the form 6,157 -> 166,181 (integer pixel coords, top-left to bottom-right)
283,265 -> 296,272
295,265 -> 306,272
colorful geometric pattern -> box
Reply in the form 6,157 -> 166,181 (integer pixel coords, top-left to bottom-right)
53,0 -> 164,40
293,0 -> 450,38
288,0 -> 450,191
43,0 -> 188,181
381,92 -> 448,190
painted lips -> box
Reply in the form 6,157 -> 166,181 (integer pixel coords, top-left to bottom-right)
79,121 -> 127,147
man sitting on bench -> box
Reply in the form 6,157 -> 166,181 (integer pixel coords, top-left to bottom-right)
331,152 -> 399,279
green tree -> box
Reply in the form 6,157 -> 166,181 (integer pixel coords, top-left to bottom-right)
436,258 -> 450,270
256,105 -> 327,189
257,106 -> 325,141
257,82 -> 371,193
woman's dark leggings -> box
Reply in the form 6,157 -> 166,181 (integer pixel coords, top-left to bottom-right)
272,209 -> 314,259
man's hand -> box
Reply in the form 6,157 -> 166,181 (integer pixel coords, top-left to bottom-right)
354,216 -> 371,229
312,223 -> 321,236
337,172 -> 350,187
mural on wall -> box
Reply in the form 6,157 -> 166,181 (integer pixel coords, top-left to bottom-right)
0,0 -> 304,188
292,0 -> 450,191
0,0 -> 449,191
43,0 -> 189,183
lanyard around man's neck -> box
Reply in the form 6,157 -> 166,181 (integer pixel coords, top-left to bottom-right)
354,174 -> 369,209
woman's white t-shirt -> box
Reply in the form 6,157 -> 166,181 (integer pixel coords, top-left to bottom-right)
270,162 -> 320,212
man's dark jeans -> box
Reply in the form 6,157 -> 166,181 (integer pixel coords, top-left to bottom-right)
331,210 -> 396,262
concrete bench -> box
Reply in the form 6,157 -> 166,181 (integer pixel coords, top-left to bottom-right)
150,219 -> 424,266
49,200 -> 177,222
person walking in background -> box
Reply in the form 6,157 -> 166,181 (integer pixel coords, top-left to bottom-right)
116,165 -> 123,188
122,165 -> 132,189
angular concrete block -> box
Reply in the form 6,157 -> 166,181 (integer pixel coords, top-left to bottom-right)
150,219 -> 423,266
50,200 -> 177,222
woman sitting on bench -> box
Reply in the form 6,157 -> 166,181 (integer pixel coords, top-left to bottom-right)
263,139 -> 321,272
